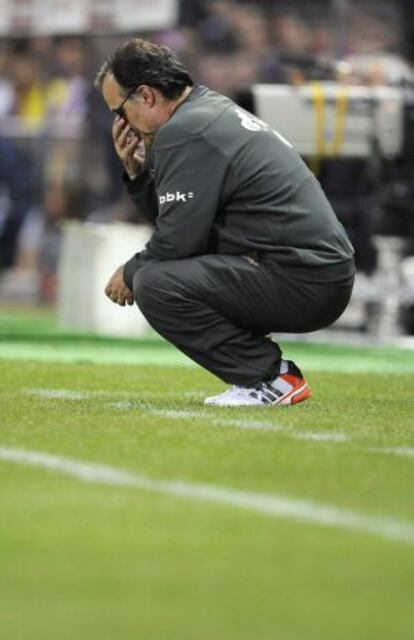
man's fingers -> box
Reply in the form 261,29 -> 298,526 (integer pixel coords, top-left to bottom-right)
112,297 -> 133,307
113,115 -> 126,138
112,123 -> 125,149
104,266 -> 131,306
104,286 -> 118,304
117,125 -> 130,150
126,135 -> 140,150
114,120 -> 130,152
124,130 -> 141,155
112,120 -> 143,175
105,289 -> 133,307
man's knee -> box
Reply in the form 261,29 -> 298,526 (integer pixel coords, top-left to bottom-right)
132,263 -> 161,305
132,261 -> 184,311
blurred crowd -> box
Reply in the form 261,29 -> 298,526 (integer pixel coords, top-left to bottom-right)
0,0 -> 413,305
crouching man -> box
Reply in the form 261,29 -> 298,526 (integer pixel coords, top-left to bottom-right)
96,38 -> 355,407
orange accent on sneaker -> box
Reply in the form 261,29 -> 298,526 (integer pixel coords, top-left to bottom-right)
290,386 -> 312,405
278,375 -> 312,406
280,373 -> 302,387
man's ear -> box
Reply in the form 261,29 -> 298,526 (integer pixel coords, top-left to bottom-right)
139,85 -> 156,107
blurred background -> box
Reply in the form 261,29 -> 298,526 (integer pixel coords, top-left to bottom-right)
1,0 -> 414,341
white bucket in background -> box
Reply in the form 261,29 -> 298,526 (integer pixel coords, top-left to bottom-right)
58,221 -> 152,336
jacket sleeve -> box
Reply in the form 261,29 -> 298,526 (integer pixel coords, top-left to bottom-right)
123,134 -> 229,289
123,168 -> 158,225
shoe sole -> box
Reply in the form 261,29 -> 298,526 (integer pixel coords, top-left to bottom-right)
204,382 -> 311,407
276,381 -> 311,406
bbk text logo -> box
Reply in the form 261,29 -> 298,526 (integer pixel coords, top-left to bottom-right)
159,191 -> 194,205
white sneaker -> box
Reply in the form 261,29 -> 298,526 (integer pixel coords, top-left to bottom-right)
204,385 -> 265,406
204,361 -> 311,407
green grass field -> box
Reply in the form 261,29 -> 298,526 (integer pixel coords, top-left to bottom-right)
1,308 -> 414,640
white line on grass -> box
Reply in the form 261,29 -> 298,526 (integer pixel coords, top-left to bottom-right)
24,388 -> 414,458
25,389 -> 90,400
24,388 -> 206,401
119,407 -> 414,456
146,408 -> 350,443
24,388 -> 349,443
26,389 -> 349,443
1,445 -> 414,546
368,447 -> 414,459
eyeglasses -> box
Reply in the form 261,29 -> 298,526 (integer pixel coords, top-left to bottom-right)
112,85 -> 140,119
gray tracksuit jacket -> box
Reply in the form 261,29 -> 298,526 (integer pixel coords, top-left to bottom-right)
123,85 -> 354,289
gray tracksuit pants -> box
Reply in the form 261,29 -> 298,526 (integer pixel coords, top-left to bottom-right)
131,253 -> 354,387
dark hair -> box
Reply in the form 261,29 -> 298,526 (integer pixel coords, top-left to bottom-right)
95,38 -> 193,99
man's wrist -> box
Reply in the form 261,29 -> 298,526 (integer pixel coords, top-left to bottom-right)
123,254 -> 142,290
122,168 -> 151,192
125,169 -> 139,181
